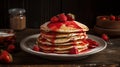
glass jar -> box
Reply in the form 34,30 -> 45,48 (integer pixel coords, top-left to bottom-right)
9,8 -> 26,30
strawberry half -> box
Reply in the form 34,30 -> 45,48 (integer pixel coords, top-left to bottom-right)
50,16 -> 59,22
32,45 -> 40,51
86,39 -> 99,49
70,46 -> 79,54
58,13 -> 67,22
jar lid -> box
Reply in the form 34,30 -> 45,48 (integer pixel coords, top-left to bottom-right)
9,8 -> 25,14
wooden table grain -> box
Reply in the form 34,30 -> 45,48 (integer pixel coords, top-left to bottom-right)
0,29 -> 120,67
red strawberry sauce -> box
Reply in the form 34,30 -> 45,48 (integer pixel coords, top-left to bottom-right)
47,21 -> 82,31
70,39 -> 99,54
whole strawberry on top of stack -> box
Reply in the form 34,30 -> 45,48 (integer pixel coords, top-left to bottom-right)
35,13 -> 99,54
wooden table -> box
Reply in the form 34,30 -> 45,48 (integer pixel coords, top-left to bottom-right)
0,29 -> 120,67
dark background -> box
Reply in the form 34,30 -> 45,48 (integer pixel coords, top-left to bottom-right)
0,0 -> 120,29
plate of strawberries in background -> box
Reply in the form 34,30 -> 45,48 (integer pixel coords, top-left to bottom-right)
20,34 -> 107,60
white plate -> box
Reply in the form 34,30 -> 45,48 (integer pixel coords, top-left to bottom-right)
20,34 -> 107,60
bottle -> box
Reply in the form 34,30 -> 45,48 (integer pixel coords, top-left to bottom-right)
9,8 -> 26,30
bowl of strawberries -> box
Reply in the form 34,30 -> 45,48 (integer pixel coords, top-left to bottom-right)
94,15 -> 120,37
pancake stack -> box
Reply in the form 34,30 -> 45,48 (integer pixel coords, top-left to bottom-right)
37,13 -> 89,54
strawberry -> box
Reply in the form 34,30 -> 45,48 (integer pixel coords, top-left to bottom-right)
1,54 -> 12,63
86,39 -> 93,43
7,44 -> 15,53
92,41 -> 99,46
1,50 -> 9,55
58,13 -> 67,22
110,15 -> 115,20
0,50 -> 13,63
100,16 -> 107,21
86,39 -> 99,49
32,45 -> 40,51
70,46 -> 79,54
50,16 -> 59,22
102,34 -> 109,41
66,13 -> 75,21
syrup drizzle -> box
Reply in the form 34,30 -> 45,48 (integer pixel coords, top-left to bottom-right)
47,21 -> 83,31
50,32 -> 56,53
47,22 -> 62,31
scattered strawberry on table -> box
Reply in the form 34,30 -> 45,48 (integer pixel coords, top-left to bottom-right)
101,34 -> 113,45
102,34 -> 109,41
0,50 -> 13,63
0,44 -> 16,63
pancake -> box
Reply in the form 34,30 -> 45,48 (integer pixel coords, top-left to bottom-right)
40,35 -> 88,44
39,43 -> 88,51
40,21 -> 89,33
36,13 -> 90,54
37,38 -> 87,46
41,47 -> 88,54
40,31 -> 86,38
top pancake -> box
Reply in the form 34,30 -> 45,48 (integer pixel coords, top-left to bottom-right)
40,21 -> 89,33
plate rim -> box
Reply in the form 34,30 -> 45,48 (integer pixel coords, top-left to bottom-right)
94,25 -> 120,31
20,34 -> 107,57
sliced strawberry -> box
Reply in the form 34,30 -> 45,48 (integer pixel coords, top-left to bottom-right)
70,46 -> 79,54
86,39 -> 93,43
92,41 -> 99,46
32,45 -> 40,51
82,39 -> 89,44
7,44 -> 15,53
58,13 -> 67,22
86,39 -> 99,49
50,16 -> 59,22
66,13 -> 75,21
